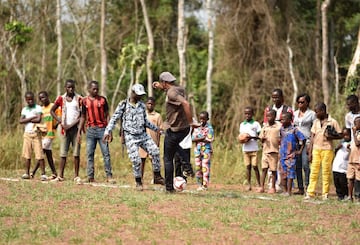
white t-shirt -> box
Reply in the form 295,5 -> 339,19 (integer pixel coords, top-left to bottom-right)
65,99 -> 80,126
332,141 -> 350,173
239,120 -> 261,152
21,104 -> 43,133
345,111 -> 360,142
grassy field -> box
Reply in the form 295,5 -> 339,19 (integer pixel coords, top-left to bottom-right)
1,131 -> 360,244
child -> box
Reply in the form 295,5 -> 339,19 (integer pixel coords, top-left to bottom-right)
192,111 -> 214,191
139,97 -> 165,184
305,103 -> 342,200
332,128 -> 351,201
31,91 -> 60,179
258,109 -> 281,193
239,107 -> 261,191
51,79 -> 82,182
347,116 -> 360,201
279,112 -> 306,196
77,81 -> 116,184
19,91 -> 47,181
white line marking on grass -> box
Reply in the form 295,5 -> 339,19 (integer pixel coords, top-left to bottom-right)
0,177 -> 20,182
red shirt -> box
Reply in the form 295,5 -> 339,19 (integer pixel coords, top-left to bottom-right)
81,96 -> 109,128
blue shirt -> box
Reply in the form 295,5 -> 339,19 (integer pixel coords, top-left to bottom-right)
279,125 -> 305,160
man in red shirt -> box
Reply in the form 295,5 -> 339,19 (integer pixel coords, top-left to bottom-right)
77,81 -> 115,183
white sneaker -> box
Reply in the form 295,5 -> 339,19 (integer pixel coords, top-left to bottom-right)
74,176 -> 82,184
40,175 -> 48,181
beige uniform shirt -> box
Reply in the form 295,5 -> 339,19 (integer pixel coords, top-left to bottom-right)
139,110 -> 163,158
311,116 -> 341,150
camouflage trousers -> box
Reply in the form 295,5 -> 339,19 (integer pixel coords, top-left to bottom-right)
124,132 -> 161,178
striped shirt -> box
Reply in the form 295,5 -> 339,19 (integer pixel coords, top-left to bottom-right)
81,96 -> 108,128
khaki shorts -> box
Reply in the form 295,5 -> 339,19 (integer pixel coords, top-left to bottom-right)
347,163 -> 360,180
262,152 -> 279,171
243,151 -> 258,167
22,132 -> 44,160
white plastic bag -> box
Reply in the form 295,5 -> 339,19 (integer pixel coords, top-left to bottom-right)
179,131 -> 192,149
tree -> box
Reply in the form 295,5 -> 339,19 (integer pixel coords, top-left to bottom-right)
345,26 -> 360,93
321,0 -> 330,106
56,0 -> 62,96
100,0 -> 107,96
177,0 -> 187,87
206,0 -> 215,119
140,0 -> 155,96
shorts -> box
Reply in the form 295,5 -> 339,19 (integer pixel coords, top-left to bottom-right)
42,137 -> 54,150
347,163 -> 360,180
59,126 -> 80,157
22,132 -> 44,160
262,152 -> 279,171
243,151 -> 258,167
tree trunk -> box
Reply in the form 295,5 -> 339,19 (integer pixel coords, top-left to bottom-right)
345,26 -> 360,89
139,0 -> 154,96
286,25 -> 298,109
100,0 -> 107,96
206,0 -> 214,120
334,56 -> 339,103
177,0 -> 187,87
56,0 -> 62,96
321,0 -> 330,106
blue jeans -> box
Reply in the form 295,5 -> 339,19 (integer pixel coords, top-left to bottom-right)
164,127 -> 193,191
86,127 -> 112,179
295,146 -> 310,189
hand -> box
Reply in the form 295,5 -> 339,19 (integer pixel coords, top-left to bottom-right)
190,121 -> 201,128
152,81 -> 164,90
102,133 -> 113,143
77,133 -> 82,144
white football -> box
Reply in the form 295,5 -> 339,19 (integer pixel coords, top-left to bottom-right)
173,176 -> 187,191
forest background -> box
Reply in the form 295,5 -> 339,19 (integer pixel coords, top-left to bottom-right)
0,0 -> 360,167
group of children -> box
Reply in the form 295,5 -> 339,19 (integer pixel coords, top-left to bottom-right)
19,79 -> 216,192
239,90 -> 360,201
18,83 -> 360,199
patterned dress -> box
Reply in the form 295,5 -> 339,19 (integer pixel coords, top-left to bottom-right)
192,122 -> 214,187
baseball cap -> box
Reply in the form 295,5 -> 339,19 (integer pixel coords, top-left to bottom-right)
132,84 -> 146,95
159,72 -> 176,83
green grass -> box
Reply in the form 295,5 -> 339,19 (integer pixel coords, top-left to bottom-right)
1,131 -> 360,244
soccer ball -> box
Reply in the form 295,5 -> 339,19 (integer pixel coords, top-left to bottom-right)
173,176 -> 187,191
238,133 -> 250,144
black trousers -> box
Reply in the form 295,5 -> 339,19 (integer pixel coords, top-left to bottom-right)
333,171 -> 348,199
164,127 -> 193,191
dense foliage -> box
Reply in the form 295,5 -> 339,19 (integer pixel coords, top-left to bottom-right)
0,0 -> 359,144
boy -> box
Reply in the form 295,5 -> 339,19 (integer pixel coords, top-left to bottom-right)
19,91 -> 47,181
239,106 -> 261,191
103,84 -> 163,191
305,103 -> 342,200
347,116 -> 360,201
51,79 -> 82,183
192,111 -> 214,191
279,112 -> 306,196
77,81 -> 115,183
258,109 -> 281,193
31,91 -> 59,179
139,97 -> 165,185
332,128 -> 351,200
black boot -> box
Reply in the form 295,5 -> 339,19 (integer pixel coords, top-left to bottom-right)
153,171 -> 165,185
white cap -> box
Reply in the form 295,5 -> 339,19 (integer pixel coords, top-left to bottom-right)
132,84 -> 146,95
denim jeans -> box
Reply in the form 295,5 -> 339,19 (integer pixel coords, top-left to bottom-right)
86,127 -> 112,179
164,127 -> 192,191
295,146 -> 310,189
